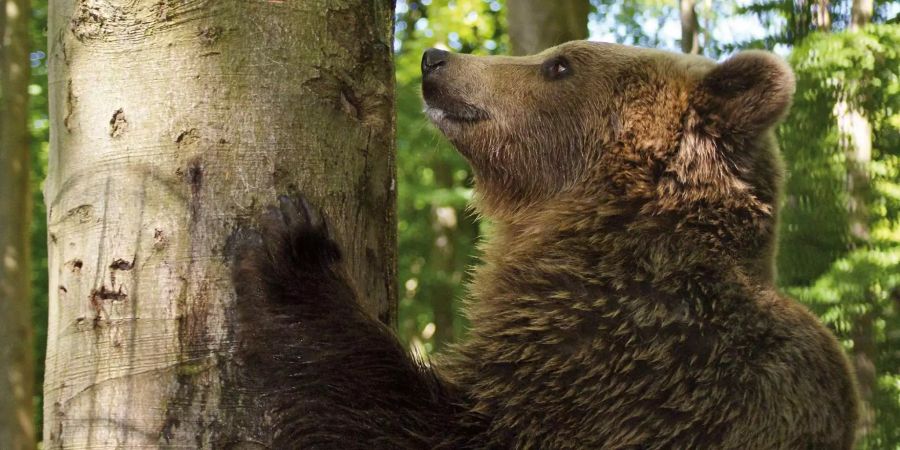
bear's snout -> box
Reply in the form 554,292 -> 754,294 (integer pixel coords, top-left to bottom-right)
421,49 -> 489,126
422,48 -> 449,77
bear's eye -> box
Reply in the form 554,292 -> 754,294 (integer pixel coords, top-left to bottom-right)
542,56 -> 572,81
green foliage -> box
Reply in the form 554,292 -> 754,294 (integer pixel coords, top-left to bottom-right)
590,0 -> 741,57
777,24 -> 900,448
737,0 -> 899,48
591,0 -> 678,48
28,0 -> 48,437
394,0 -> 503,353
738,0 -> 834,46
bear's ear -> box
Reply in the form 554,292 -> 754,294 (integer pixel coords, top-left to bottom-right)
694,51 -> 795,136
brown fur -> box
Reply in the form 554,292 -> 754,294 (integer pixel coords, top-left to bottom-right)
232,41 -> 859,449
425,41 -> 858,448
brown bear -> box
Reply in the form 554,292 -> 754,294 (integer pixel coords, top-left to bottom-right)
231,41 -> 859,449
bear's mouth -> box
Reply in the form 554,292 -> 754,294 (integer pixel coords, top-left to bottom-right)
425,105 -> 489,125
424,100 -> 489,125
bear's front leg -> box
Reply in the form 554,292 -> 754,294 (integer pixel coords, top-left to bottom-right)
231,193 -> 357,314
228,193 -> 471,448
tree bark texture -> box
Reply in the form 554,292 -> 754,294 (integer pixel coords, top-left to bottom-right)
43,1 -> 396,448
0,0 -> 35,448
679,0 -> 701,54
506,0 -> 590,56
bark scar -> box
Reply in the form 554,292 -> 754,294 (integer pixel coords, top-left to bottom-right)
110,108 -> 128,138
197,26 -> 223,46
175,128 -> 200,146
110,258 -> 134,271
64,80 -> 76,132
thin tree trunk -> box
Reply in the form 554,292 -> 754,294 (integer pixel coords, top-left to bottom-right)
839,0 -> 875,439
850,0 -> 873,31
507,0 -> 590,56
680,0 -> 701,54
835,97 -> 872,245
815,0 -> 831,30
701,0 -> 713,55
43,1 -> 396,448
0,0 -> 35,448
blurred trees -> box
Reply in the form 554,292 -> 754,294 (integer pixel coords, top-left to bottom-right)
25,0 -> 46,437
778,23 -> 900,450
0,0 -> 35,447
394,0 -> 503,354
507,0 -> 589,55
734,1 -> 899,447
839,0 -> 876,438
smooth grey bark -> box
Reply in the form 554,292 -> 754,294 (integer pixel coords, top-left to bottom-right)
44,1 -> 396,448
507,0 -> 590,56
0,0 -> 35,448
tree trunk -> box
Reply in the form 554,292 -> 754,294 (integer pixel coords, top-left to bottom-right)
507,0 -> 590,56
679,0 -> 701,54
840,0 -> 875,439
43,1 -> 396,448
815,0 -> 831,31
0,0 -> 35,448
835,97 -> 872,245
850,0 -> 873,31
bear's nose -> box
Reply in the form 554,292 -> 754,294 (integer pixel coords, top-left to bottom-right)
422,48 -> 449,77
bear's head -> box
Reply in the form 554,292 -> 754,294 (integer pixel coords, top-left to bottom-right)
422,41 -> 795,282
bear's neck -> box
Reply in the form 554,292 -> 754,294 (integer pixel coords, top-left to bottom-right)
473,219 -> 734,300
464,202 -> 768,337
445,206 -> 781,438
445,213 -> 767,396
